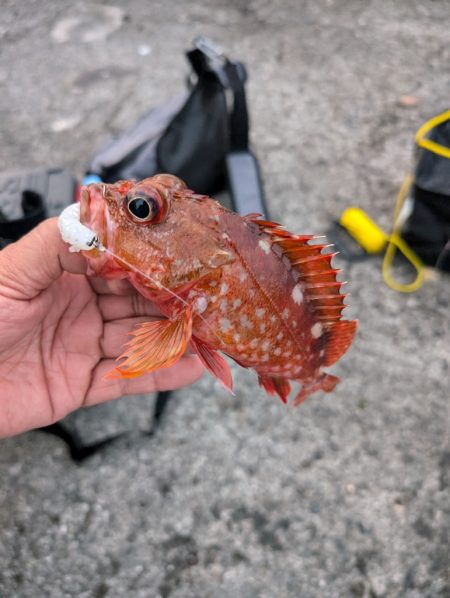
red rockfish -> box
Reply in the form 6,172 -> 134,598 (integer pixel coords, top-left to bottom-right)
78,174 -> 357,405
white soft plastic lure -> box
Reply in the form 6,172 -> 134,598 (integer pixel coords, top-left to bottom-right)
58,203 -> 100,252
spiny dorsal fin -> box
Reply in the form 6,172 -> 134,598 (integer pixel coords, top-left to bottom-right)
249,218 -> 349,325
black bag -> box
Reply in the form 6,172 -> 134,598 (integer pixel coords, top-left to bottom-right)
87,36 -> 267,216
402,111 -> 450,272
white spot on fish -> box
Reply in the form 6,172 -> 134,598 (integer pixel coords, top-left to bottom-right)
258,240 -> 271,254
220,282 -> 229,295
233,298 -> 242,309
262,353 -> 269,362
311,323 -> 323,338
220,299 -> 228,313
194,296 -> 208,314
220,318 -> 232,332
239,270 -> 248,282
240,314 -> 252,328
292,321 -> 297,328
210,280 -> 218,287
283,351 -> 292,358
250,339 -> 258,349
237,343 -> 246,351
274,347 -> 282,356
276,332 -> 283,341
256,308 -> 266,318
234,333 -> 241,342
270,315 -> 276,323
262,340 -> 270,351
260,323 -> 266,333
292,284 -> 303,304
282,308 -> 289,319
209,296 -> 217,303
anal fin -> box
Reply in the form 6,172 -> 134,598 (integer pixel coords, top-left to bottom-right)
190,336 -> 233,393
107,308 -> 192,379
258,375 -> 291,404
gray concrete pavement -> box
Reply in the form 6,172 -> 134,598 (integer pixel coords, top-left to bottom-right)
0,1 -> 449,597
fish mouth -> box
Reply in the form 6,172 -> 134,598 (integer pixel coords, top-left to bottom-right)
80,184 -> 107,246
79,187 -> 91,226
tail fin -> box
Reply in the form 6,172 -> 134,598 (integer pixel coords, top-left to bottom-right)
293,373 -> 340,406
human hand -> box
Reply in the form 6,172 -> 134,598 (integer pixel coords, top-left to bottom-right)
0,218 -> 204,438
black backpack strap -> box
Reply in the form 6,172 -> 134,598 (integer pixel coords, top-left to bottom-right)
223,61 -> 249,152
39,394 -> 172,461
39,423 -> 127,462
187,39 -> 249,152
187,37 -> 267,217
39,402 -> 167,462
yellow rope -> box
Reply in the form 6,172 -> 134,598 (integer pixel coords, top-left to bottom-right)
382,175 -> 426,293
415,109 -> 450,159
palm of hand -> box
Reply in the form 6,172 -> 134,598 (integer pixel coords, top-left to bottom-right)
0,273 -> 112,434
0,219 -> 204,437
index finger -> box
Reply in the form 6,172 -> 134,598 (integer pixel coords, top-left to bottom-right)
98,293 -> 162,320
89,276 -> 135,296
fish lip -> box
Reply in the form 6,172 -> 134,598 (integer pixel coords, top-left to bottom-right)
80,184 -> 108,246
79,186 -> 90,226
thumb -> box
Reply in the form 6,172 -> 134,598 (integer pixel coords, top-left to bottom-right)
0,217 -> 87,300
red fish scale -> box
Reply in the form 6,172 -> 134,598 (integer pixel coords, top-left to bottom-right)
189,211 -> 321,380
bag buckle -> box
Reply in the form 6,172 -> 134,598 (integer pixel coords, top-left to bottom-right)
191,36 -> 243,89
193,36 -> 226,68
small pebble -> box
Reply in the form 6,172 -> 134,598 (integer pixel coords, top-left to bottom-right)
137,44 -> 152,57
398,95 -> 418,107
50,115 -> 81,132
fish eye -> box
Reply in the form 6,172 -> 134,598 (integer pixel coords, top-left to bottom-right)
125,186 -> 170,225
126,195 -> 159,223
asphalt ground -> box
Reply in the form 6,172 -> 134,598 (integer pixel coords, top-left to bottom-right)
0,1 -> 449,597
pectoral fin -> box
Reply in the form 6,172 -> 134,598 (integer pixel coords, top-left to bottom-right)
107,308 -> 193,379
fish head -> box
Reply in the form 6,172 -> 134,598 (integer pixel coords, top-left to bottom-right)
79,174 -> 233,288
